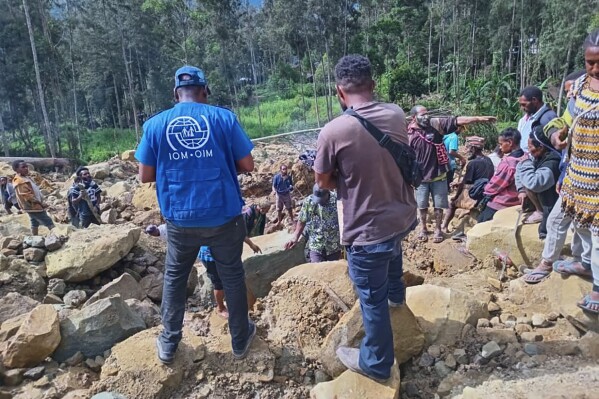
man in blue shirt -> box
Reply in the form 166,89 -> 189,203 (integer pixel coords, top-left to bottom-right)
443,131 -> 466,189
272,164 -> 294,224
135,65 -> 256,364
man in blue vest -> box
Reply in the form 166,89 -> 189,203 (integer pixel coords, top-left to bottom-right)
135,65 -> 255,364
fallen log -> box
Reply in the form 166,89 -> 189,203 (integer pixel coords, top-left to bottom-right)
0,157 -> 71,171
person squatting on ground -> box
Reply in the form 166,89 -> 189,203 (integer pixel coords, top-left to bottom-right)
408,105 -> 495,243
526,30 -> 599,314
0,176 -> 20,215
11,160 -> 55,235
314,54 -> 417,382
522,70 -> 590,284
477,128 -> 525,223
135,65 -> 256,364
68,166 -> 102,228
441,136 -> 495,235
284,184 -> 341,262
515,128 -> 561,239
272,164 -> 294,224
517,85 -> 558,147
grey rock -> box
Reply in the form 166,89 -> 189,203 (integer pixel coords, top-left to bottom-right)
453,348 -> 469,365
531,313 -> 550,328
84,273 -> 145,307
52,296 -> 145,362
477,318 -> 491,328
520,332 -> 543,343
404,381 -> 420,398
3,368 -> 24,386
427,345 -> 442,358
64,351 -> 85,366
123,268 -> 141,282
85,358 -> 101,372
418,353 -> 435,367
48,278 -> 66,296
125,298 -> 160,328
314,370 -> 330,384
94,355 -> 105,367
140,273 -> 163,301
23,248 -> 47,262
547,312 -> 560,322
64,290 -> 87,308
516,316 -> 531,325
434,361 -> 452,378
44,234 -> 64,252
23,366 -> 45,380
473,354 -> 490,365
42,294 -> 63,305
24,236 -> 45,248
523,343 -> 543,356
0,293 -> 39,324
489,316 -> 501,326
481,341 -> 503,359
444,354 -> 457,369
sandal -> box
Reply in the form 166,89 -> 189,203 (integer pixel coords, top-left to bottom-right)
577,295 -> 599,315
432,232 -> 444,244
523,211 -> 543,224
417,231 -> 429,242
523,270 -> 551,284
553,260 -> 593,278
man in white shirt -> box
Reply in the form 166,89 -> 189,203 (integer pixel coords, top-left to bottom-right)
517,86 -> 557,146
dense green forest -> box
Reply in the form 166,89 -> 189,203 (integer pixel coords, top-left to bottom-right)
0,0 -> 597,162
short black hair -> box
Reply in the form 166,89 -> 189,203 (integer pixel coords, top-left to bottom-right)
499,127 -> 521,146
564,70 -> 586,82
76,166 -> 89,177
11,160 -> 25,171
520,86 -> 543,102
583,29 -> 599,49
334,55 -> 373,93
410,105 -> 427,116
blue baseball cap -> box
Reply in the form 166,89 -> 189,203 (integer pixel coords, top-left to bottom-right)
174,66 -> 208,89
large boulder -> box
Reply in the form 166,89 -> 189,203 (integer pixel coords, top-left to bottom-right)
310,361 -> 401,399
466,206 -> 571,266
132,183 -> 158,211
242,231 -> 307,297
0,293 -> 39,324
320,301 -> 425,378
261,261 -> 356,358
52,295 -> 146,362
3,305 -> 61,368
0,313 -> 27,342
139,268 -> 197,302
45,224 -> 141,282
84,273 -> 145,307
91,327 -> 205,399
106,182 -> 131,199
0,213 -> 50,236
88,163 -> 111,180
405,284 -> 489,346
508,273 -> 599,332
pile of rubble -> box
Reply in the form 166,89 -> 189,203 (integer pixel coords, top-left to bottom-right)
0,148 -> 598,399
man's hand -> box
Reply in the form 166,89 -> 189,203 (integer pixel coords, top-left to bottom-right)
250,242 -> 262,254
551,128 -> 568,150
518,192 -> 527,205
284,239 -> 297,250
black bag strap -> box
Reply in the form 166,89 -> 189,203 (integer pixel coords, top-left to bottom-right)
344,108 -> 394,149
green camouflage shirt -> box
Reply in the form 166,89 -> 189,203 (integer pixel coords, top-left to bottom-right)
298,191 -> 340,254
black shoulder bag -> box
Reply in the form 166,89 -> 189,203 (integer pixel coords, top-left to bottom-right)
344,108 -> 423,188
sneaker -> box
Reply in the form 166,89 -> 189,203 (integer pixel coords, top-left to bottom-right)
156,338 -> 175,365
336,346 -> 389,383
232,321 -> 256,360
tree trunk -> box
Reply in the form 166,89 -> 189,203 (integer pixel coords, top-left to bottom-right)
0,110 -> 9,156
22,0 -> 56,158
112,74 -> 123,129
306,40 -> 321,128
121,30 -> 140,142
0,157 -> 71,171
427,5 -> 433,93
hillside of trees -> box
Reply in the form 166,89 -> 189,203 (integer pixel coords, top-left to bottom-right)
1,0 -> 597,161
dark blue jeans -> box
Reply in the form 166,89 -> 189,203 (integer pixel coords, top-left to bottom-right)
345,234 -> 406,380
162,215 -> 249,352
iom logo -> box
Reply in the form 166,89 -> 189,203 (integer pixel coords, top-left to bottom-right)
166,116 -> 210,151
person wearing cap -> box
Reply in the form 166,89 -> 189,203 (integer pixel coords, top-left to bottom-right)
135,65 -> 255,364
515,127 -> 561,238
284,184 -> 340,262
69,166 -> 102,228
272,164 -> 294,225
314,55 -> 417,383
441,136 -> 494,235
